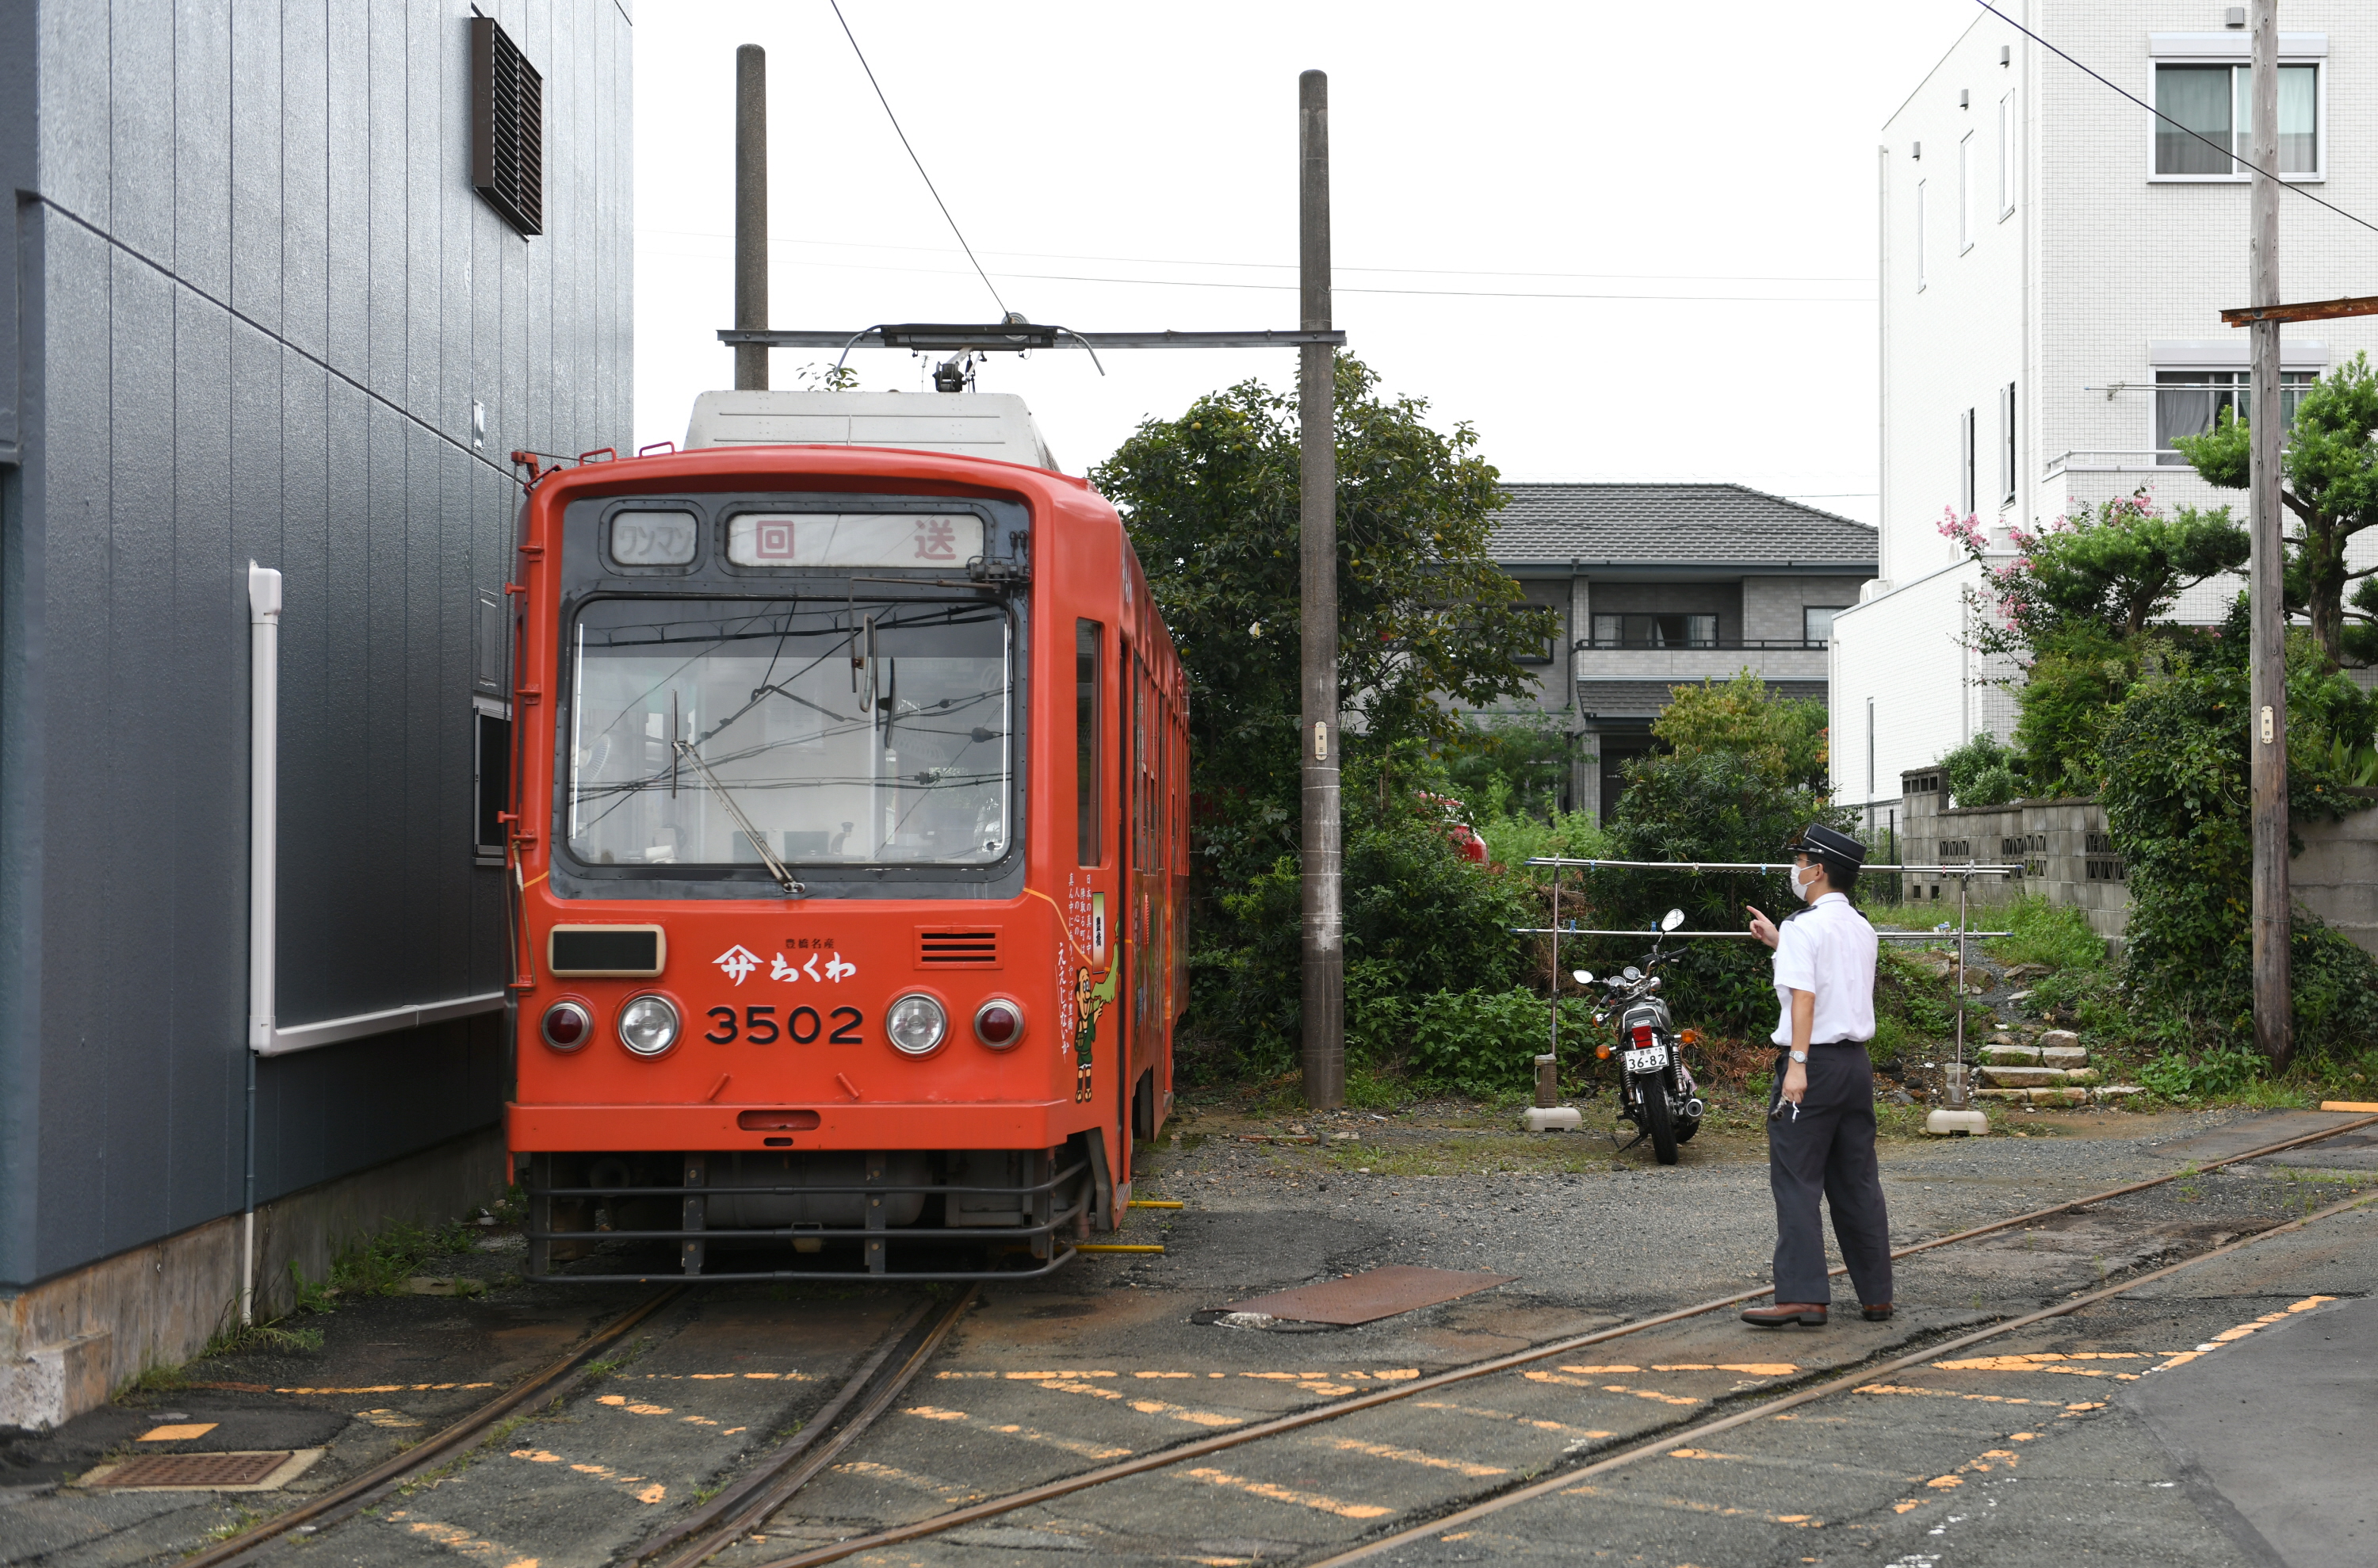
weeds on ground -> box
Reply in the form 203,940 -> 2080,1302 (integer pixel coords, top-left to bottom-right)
1986,896 -> 2112,971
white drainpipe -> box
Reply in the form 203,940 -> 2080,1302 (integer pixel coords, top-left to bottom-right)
243,561 -> 282,1327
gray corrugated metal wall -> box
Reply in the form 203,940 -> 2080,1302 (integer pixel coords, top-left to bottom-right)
0,0 -> 633,1288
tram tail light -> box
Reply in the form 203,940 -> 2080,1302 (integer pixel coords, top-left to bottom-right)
973,999 -> 1024,1050
541,1000 -> 591,1051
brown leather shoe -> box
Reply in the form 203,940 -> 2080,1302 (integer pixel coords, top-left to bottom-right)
1741,1302 -> 1828,1327
1862,1302 -> 1894,1321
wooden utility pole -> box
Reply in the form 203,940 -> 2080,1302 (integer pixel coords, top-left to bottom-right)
2248,0 -> 2292,1066
734,44 -> 770,392
1298,69 -> 1344,1108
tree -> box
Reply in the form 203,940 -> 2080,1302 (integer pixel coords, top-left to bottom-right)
1940,491 -> 2247,654
2175,350 -> 2378,667
1653,671 -> 1828,791
1090,355 -> 1557,889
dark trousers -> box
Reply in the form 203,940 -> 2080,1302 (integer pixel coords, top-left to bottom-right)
1768,1045 -> 1893,1306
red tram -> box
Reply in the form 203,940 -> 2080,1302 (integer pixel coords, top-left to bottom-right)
501,392 -> 1186,1279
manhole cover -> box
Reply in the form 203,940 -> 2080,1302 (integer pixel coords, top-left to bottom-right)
86,1451 -> 294,1489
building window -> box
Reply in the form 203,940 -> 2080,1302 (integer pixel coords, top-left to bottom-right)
1998,93 -> 2016,217
1959,407 -> 1977,514
1076,621 -> 1103,866
470,16 -> 545,236
1998,382 -> 2017,505
1590,614 -> 1718,649
2154,369 -> 2315,462
1915,179 -> 1927,290
2154,63 -> 2319,178
1959,132 -> 1976,253
1805,606 -> 1847,647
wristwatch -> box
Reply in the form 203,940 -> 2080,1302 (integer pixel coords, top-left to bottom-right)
1789,1050 -> 1809,1063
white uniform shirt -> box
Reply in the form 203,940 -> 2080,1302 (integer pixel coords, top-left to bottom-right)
1770,891 -> 1877,1046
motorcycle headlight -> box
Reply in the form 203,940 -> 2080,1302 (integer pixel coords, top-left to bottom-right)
617,994 -> 681,1057
886,993 -> 949,1056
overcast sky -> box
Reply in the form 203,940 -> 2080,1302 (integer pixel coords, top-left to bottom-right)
633,2 -> 1992,526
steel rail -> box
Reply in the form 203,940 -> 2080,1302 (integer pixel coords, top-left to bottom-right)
187,1286 -> 686,1568
745,1111 -> 2378,1568
1311,1182 -> 2378,1566
633,1289 -> 976,1568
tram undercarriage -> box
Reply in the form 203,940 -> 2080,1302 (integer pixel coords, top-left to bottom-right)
522,1138 -> 1101,1282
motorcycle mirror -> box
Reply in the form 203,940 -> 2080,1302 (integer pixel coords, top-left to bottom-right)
1661,907 -> 1687,932
1571,969 -> 1594,986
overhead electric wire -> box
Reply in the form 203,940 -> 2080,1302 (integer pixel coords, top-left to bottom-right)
828,0 -> 1011,317
1975,0 -> 2378,239
634,228 -> 1873,286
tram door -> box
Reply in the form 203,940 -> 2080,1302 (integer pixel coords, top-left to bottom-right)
1116,640 -> 1166,1172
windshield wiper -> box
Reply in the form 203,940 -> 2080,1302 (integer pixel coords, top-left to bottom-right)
671,740 -> 804,897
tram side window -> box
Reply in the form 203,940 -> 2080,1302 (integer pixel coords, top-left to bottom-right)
1076,621 -> 1102,866
473,698 -> 511,866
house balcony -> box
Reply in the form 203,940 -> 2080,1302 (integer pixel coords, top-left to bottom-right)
1571,638 -> 1831,683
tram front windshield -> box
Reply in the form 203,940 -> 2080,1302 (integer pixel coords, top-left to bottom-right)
566,595 -> 1012,870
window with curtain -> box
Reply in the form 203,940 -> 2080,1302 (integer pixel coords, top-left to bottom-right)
2154,63 -> 2319,176
2154,369 -> 2315,463
1589,614 -> 1719,649
1804,606 -> 1846,647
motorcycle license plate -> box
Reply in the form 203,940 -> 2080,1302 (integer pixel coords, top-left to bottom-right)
1623,1044 -> 1668,1073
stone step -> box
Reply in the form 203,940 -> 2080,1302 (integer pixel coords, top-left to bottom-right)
1979,1065 -> 2104,1088
1972,1085 -> 2143,1107
2040,1046 -> 2088,1068
1982,1045 -> 2042,1065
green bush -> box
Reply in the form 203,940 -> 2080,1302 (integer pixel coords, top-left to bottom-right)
2139,1048 -> 2266,1100
1938,732 -> 2023,808
1986,895 -> 2109,972
1399,989 -> 1585,1100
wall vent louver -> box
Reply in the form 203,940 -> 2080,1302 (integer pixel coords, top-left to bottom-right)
916,928 -> 1000,969
470,17 -> 544,238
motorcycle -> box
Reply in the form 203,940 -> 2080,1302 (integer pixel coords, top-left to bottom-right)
1573,907 -> 1706,1166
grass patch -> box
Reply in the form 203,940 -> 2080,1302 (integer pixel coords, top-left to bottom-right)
1986,895 -> 2111,971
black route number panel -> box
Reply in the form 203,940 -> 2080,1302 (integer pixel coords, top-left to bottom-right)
705,1004 -> 861,1045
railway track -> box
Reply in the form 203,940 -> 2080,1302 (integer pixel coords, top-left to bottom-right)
174,1112 -> 2376,1567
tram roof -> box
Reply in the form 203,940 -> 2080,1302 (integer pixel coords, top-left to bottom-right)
684,390 -> 1061,474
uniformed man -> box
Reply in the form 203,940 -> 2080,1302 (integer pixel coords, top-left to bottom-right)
1739,824 -> 1891,1328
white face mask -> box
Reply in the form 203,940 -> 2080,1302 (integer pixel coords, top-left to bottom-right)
1792,862 -> 1821,902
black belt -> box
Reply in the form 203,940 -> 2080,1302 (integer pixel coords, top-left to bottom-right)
1780,1039 -> 1869,1048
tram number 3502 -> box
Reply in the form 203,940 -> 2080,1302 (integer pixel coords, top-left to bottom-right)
705,1004 -> 864,1046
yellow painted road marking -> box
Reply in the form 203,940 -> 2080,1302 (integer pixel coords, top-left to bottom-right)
1413,1399 -> 1614,1440
1891,1434 -> 2036,1513
1317,1437 -> 1508,1478
1666,1448 -> 1749,1461
1856,1384 -> 2059,1406
507,1448 -> 665,1504
1183,1466 -> 1391,1519
896,1406 -> 1132,1461
138,1424 -> 217,1442
831,1459 -> 987,1505
1028,1378 -> 1247,1428
1930,1356 -> 2139,1380
274,1382 -> 497,1394
354,1409 -> 423,1429
1522,1371 -> 1698,1405
1556,1364 -> 1638,1374
1556,1483 -> 1820,1526
384,1513 -> 539,1568
1651,1363 -> 1799,1376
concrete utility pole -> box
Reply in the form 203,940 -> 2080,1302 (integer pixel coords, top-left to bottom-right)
2248,0 -> 2292,1066
1298,69 -> 1344,1108
734,44 -> 770,392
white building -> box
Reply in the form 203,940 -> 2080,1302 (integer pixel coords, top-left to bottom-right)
1832,2 -> 2378,817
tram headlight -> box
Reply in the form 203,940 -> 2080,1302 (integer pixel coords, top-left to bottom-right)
617,994 -> 682,1057
541,1000 -> 592,1051
973,999 -> 1024,1050
886,993 -> 949,1056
